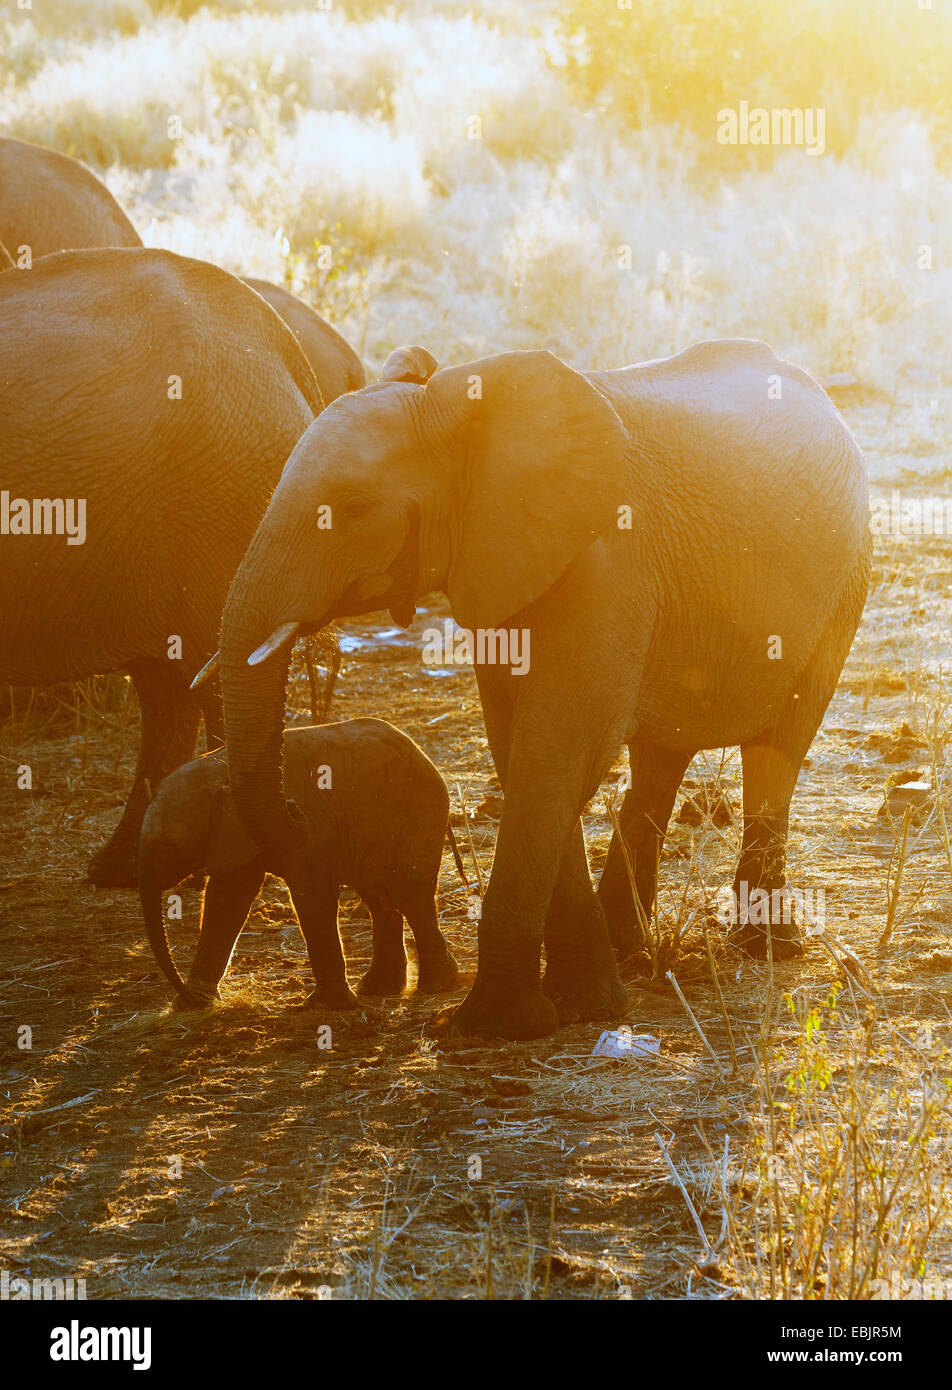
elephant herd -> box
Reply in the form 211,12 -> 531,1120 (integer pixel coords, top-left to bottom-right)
0,137 -> 872,1040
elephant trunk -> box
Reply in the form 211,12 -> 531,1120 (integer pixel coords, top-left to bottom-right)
218,558 -> 305,856
138,836 -> 202,1006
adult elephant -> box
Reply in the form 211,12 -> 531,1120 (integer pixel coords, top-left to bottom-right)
0,247 -> 323,885
0,136 -> 142,259
242,278 -> 366,403
215,340 -> 871,1039
0,139 -> 365,406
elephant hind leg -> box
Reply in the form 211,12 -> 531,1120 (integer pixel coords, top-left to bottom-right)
356,893 -> 409,997
732,565 -> 868,960
597,738 -> 693,958
399,879 -> 459,995
286,874 -> 358,1011
730,738 -> 803,959
87,661 -> 201,887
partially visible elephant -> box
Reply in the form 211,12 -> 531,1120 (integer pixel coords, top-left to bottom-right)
139,718 -> 460,1008
0,139 -> 366,406
241,278 -> 366,403
0,247 -> 323,886
215,338 -> 870,1040
0,136 -> 142,259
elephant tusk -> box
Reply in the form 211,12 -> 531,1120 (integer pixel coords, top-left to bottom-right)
189,651 -> 220,690
247,620 -> 302,667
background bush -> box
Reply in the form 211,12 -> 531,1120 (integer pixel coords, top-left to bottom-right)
0,0 -> 947,389
559,0 -> 952,164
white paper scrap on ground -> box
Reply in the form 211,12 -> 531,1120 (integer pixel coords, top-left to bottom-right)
591,1029 -> 660,1060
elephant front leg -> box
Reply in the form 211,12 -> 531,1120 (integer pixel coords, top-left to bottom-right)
187,860 -> 266,1003
542,822 -> 628,1024
87,661 -> 201,887
448,804 -> 561,1040
438,669 -> 553,1037
450,781 -> 625,1040
447,649 -> 635,1039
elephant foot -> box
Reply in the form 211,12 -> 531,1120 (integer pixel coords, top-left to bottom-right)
303,984 -> 362,1011
728,916 -> 804,961
543,953 -> 628,1025
434,977 -> 559,1041
355,963 -> 408,997
609,924 -> 635,960
415,948 -> 461,995
175,980 -> 220,1010
607,918 -> 649,962
86,839 -> 138,888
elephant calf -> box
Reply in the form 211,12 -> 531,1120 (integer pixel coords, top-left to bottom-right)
139,719 -> 461,1009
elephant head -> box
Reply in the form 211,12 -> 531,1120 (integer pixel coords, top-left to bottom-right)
219,349 -> 629,850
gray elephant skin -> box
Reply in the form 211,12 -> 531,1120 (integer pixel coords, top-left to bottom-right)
139,718 -> 460,1008
241,277 -> 366,403
0,138 -> 366,408
214,337 -> 871,1041
0,246 -> 323,885
0,135 -> 142,258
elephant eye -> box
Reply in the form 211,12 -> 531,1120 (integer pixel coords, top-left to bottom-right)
338,496 -> 373,520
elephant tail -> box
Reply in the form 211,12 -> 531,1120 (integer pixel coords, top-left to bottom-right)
446,823 -> 470,887
138,851 -> 202,1006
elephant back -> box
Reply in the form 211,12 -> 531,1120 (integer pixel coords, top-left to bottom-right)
0,136 -> 142,258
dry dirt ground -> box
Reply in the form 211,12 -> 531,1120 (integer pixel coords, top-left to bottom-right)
2,392 -> 952,1300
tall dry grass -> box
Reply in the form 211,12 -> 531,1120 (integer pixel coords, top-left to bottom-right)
1,0 -> 947,383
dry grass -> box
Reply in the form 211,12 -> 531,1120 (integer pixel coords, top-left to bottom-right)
3,0 -> 952,1301
4,393 -> 952,1297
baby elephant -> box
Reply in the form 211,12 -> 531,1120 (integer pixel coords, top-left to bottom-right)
139,719 -> 462,1010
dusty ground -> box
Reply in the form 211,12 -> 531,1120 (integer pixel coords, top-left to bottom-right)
2,392 -> 952,1300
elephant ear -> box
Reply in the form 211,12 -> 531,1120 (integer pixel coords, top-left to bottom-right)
379,345 -> 440,385
421,350 -> 630,631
